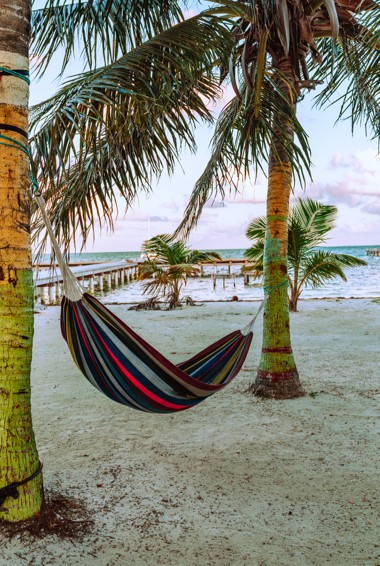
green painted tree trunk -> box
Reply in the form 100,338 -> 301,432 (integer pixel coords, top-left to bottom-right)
250,55 -> 304,399
0,0 -> 44,521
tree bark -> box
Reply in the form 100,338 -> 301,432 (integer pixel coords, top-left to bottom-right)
0,0 -> 44,521
250,55 -> 305,399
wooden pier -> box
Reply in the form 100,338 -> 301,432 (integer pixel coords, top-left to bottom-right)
366,248 -> 380,256
34,260 -> 139,305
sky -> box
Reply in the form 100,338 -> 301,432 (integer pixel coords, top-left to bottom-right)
29,6 -> 380,253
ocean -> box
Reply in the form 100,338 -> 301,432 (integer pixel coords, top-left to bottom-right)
46,245 -> 380,303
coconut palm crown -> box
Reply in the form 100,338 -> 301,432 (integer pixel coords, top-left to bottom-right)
244,198 -> 367,311
176,0 -> 380,237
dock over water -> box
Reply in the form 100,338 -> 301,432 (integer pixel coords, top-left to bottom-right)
366,249 -> 380,256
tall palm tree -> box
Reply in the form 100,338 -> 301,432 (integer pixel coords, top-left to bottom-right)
0,0 -> 44,522
0,1 -> 231,523
174,0 -> 380,398
137,235 -> 221,309
244,198 -> 367,312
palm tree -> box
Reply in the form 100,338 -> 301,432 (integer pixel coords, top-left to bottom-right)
0,0 -> 44,522
244,198 -> 367,312
0,1 -> 231,523
174,1 -> 380,398
137,235 -> 221,309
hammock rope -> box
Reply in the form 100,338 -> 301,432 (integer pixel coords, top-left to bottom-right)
0,67 -> 289,414
35,192 -> 84,301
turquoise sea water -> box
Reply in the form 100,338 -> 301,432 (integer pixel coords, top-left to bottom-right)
46,245 -> 380,302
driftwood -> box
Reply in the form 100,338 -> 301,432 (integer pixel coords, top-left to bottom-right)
128,297 -> 161,311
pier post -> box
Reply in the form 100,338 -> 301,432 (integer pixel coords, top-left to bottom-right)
48,284 -> 54,304
107,273 -> 112,288
120,269 -> 125,285
98,274 -> 104,291
40,286 -> 49,305
55,282 -> 61,301
89,276 -> 95,293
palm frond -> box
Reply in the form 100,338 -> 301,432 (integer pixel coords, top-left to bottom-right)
175,70 -> 311,239
243,243 -> 264,278
299,250 -> 367,288
31,15 -> 232,252
290,198 -> 337,244
311,14 -> 380,139
31,0 -> 183,76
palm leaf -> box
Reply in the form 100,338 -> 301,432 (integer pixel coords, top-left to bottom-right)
31,14 -> 233,252
290,198 -> 337,246
175,71 -> 311,239
311,15 -> 380,139
299,250 -> 367,288
31,0 -> 184,76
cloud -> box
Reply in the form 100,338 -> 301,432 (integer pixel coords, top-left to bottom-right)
225,194 -> 266,205
122,213 -> 150,222
203,198 -> 226,209
150,215 -> 169,222
160,200 -> 180,212
300,149 -> 380,215
329,149 -> 380,174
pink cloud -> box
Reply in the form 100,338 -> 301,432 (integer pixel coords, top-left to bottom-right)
303,149 -> 380,215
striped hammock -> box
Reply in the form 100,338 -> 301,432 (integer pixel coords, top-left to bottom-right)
61,293 -> 254,413
35,194 -> 262,414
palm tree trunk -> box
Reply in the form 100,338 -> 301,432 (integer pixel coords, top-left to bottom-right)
289,291 -> 299,312
0,0 -> 44,521
250,55 -> 304,399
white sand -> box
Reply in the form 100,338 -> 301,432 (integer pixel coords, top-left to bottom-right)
0,298 -> 379,566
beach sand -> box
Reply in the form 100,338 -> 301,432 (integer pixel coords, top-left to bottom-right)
0,298 -> 379,566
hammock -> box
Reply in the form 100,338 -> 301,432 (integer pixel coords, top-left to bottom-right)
61,293 -> 255,413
